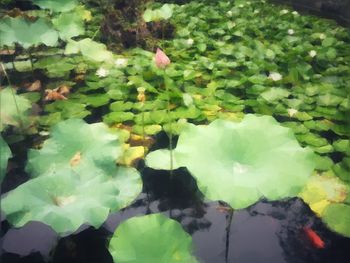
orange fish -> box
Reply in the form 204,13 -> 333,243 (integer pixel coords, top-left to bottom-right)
304,227 -> 325,249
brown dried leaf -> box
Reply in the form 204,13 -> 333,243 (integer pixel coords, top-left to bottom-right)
44,89 -> 67,101
24,80 -> 41,91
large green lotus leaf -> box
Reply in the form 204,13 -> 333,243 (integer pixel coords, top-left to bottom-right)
52,12 -> 84,40
65,39 -> 114,62
0,135 -> 12,183
322,204 -> 350,238
143,4 -> 173,22
146,115 -> 316,209
26,119 -> 123,178
0,17 -> 58,48
2,169 -> 120,235
108,213 -> 198,263
32,0 -> 78,12
0,87 -> 32,131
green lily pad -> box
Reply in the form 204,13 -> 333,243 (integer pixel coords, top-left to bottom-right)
32,0 -> 78,12
0,87 -> 32,131
65,38 -> 114,62
52,12 -> 84,40
26,119 -> 123,179
143,4 -> 174,22
1,166 -> 142,235
0,17 -> 58,48
146,115 -> 315,209
108,213 -> 198,263
323,204 -> 350,238
0,135 -> 12,183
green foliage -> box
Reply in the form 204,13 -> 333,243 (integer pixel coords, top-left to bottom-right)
65,38 -> 114,62
52,12 -> 85,40
108,213 -> 198,263
0,17 -> 58,48
323,204 -> 350,238
32,0 -> 78,12
26,119 -> 122,178
2,119 -> 142,234
143,4 -> 174,22
0,135 -> 12,183
0,87 -> 32,131
146,115 -> 316,209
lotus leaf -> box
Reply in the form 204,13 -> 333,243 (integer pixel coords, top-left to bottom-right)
65,38 -> 114,62
52,12 -> 84,40
32,0 -> 78,12
26,119 -> 123,179
146,115 -> 315,209
0,135 -> 12,183
322,204 -> 350,238
0,87 -> 32,131
108,213 -> 198,263
1,166 -> 141,234
143,4 -> 174,22
0,17 -> 58,48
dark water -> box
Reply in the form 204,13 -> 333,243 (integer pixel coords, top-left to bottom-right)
1,165 -> 350,263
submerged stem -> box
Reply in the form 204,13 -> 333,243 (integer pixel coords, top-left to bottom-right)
225,208 -> 234,263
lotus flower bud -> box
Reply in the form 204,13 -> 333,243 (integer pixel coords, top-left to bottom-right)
155,48 -> 170,69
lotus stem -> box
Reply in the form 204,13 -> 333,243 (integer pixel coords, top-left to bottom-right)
163,71 -> 174,176
27,49 -> 35,76
225,208 -> 234,263
0,62 -> 24,131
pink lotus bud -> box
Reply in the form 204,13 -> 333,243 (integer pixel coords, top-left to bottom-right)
155,48 -> 170,69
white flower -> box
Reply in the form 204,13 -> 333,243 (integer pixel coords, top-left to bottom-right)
309,50 -> 317,58
239,4 -> 244,8
96,67 -> 109,77
288,29 -> 295,35
292,11 -> 299,15
280,9 -> 289,15
227,10 -> 233,17
319,33 -> 326,40
114,58 -> 128,68
287,108 -> 298,117
268,72 -> 282,81
187,38 -> 194,46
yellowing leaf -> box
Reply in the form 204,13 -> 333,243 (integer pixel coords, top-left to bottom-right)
118,145 -> 145,166
70,151 -> 81,167
299,173 -> 348,216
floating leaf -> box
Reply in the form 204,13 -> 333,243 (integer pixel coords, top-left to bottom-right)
65,39 -> 113,62
52,12 -> 84,40
108,213 -> 198,263
143,4 -> 174,22
26,119 -> 123,179
1,166 -> 142,235
0,87 -> 32,131
32,0 -> 78,12
0,17 -> 58,48
146,115 -> 315,209
322,204 -> 350,238
0,135 -> 12,183
299,173 -> 347,216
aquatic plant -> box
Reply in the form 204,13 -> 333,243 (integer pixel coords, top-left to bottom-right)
1,167 -> 140,235
0,16 -> 58,48
300,173 -> 350,237
146,114 -> 316,209
1,119 -> 142,234
31,0 -> 78,12
108,213 -> 198,263
0,135 -> 12,183
0,87 -> 32,132
143,4 -> 174,22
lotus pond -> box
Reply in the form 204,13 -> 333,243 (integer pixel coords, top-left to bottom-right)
0,0 -> 350,262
